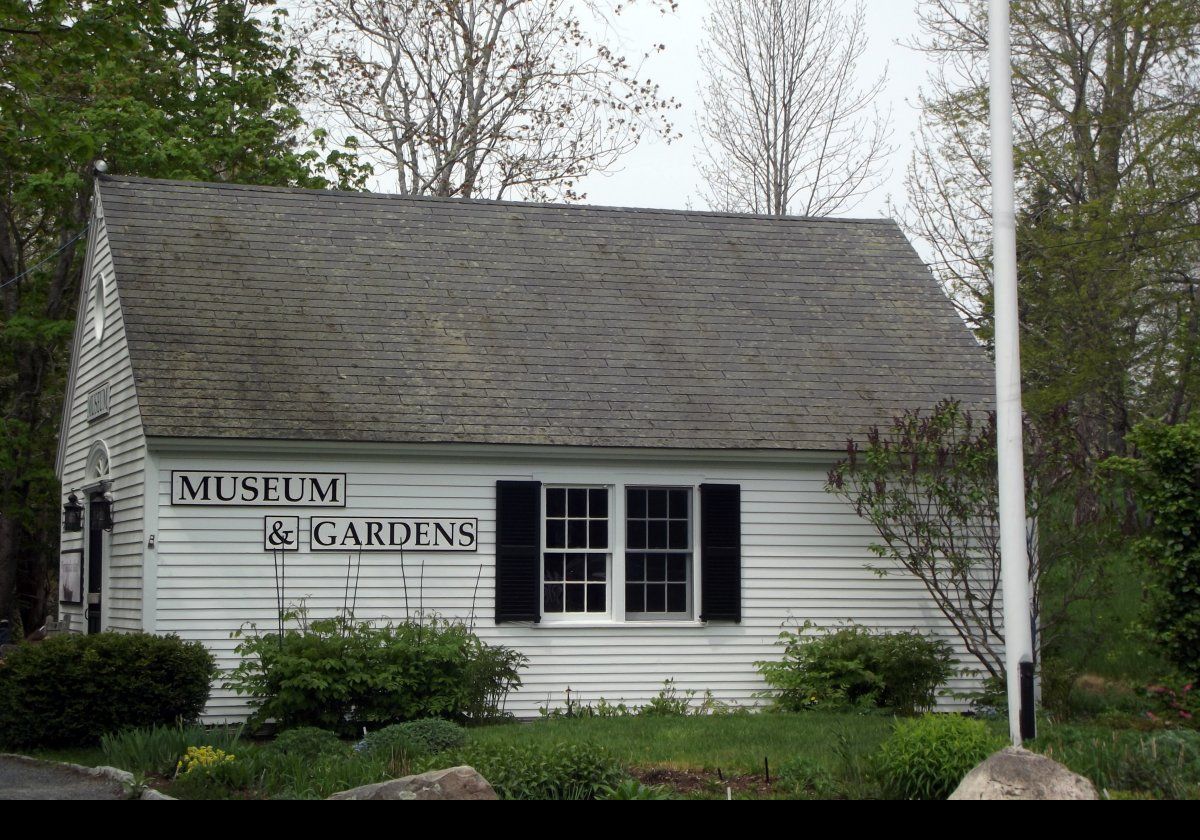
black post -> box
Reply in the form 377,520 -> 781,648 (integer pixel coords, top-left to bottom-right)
1019,660 -> 1036,741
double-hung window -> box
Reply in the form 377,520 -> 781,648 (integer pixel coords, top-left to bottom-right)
541,483 -> 694,621
625,487 -> 693,619
542,486 -> 610,615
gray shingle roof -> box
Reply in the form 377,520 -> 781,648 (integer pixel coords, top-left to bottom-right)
99,175 -> 993,451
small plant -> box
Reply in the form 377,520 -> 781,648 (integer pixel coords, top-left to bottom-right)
439,742 -> 625,800
875,714 -> 1001,800
177,744 -> 236,776
265,726 -> 347,760
777,756 -> 839,798
100,723 -> 242,777
757,622 -> 954,714
598,779 -> 674,800
1144,680 -> 1198,727
641,680 -> 694,716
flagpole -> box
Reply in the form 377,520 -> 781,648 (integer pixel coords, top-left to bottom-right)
989,0 -> 1034,746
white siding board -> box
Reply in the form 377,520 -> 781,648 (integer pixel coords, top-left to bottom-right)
56,196 -> 148,633
150,448 -> 994,720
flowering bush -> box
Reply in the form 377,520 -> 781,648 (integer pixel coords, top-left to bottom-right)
1145,681 -> 1198,727
177,745 -> 236,776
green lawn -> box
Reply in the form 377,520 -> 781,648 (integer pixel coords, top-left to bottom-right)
467,712 -> 896,775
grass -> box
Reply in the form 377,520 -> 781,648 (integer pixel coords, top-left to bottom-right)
20,746 -> 107,767
467,712 -> 896,775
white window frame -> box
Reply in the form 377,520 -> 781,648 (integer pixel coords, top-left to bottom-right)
539,483 -> 614,623
537,478 -> 703,626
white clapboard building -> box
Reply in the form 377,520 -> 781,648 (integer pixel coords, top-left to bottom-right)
56,176 -> 996,719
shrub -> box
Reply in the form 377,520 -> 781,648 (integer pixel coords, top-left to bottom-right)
265,726 -> 348,761
1144,679 -> 1198,727
439,742 -> 625,800
0,632 -> 216,748
598,779 -> 674,800
226,615 -> 526,731
876,714 -> 1001,800
101,723 -> 241,777
359,724 -> 429,769
383,717 -> 466,754
757,622 -> 954,714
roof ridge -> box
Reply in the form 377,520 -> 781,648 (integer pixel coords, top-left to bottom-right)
98,174 -> 898,227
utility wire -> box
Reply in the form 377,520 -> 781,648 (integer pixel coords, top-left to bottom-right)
0,225 -> 90,292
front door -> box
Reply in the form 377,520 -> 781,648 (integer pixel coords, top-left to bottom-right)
86,492 -> 105,634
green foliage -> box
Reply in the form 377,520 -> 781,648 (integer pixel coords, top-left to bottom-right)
1107,421 -> 1200,679
439,742 -> 626,800
875,714 -> 1002,800
0,0 -> 369,630
1144,680 -> 1199,728
777,756 -> 840,798
0,632 -> 215,748
598,779 -> 674,800
264,726 -> 348,761
1033,726 -> 1200,799
100,722 -> 241,777
373,718 -> 467,754
757,622 -> 954,715
225,615 -> 526,731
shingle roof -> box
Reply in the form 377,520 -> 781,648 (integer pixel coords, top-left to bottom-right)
99,175 -> 993,451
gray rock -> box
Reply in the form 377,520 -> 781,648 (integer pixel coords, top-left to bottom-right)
328,765 -> 498,801
949,747 -> 1097,800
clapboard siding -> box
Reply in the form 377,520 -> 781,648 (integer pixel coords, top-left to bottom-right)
56,195 -> 147,632
150,447 -> 994,720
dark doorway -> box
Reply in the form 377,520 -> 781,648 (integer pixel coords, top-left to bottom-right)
87,492 -> 105,634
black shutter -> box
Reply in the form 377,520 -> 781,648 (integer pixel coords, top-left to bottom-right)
700,483 -> 741,622
495,480 -> 541,623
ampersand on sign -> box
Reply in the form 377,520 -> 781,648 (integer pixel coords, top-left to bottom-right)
263,516 -> 300,552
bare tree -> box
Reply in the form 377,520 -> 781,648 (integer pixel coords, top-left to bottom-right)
299,0 -> 679,201
695,0 -> 893,217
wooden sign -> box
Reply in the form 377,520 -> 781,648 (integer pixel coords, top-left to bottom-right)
310,517 -> 478,551
171,471 -> 347,506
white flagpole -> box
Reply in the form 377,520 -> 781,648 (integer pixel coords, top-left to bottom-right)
989,0 -> 1035,746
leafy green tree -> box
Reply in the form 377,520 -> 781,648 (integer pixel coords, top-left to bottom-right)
1107,420 -> 1200,679
0,0 -> 367,631
902,0 -> 1200,461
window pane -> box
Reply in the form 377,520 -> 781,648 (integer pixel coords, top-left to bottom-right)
565,555 -> 585,581
626,555 -> 644,582
544,584 -> 563,612
589,520 -> 608,549
647,489 -> 668,518
587,584 -> 606,612
627,488 -> 646,518
546,519 -> 565,549
567,519 -> 588,548
646,583 -> 666,612
667,583 -> 687,613
567,488 -> 587,517
626,583 -> 644,613
545,553 -> 564,581
669,489 -> 688,518
565,583 -> 586,612
666,554 -> 686,582
546,488 -> 566,518
668,521 -> 689,550
627,519 -> 646,549
589,488 -> 608,517
647,553 -> 666,582
587,554 -> 607,581
648,520 -> 668,549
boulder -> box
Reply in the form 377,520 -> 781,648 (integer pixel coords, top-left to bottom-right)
328,766 -> 498,800
949,747 -> 1097,800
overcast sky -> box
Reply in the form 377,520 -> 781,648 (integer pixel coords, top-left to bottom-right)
571,0 -> 931,221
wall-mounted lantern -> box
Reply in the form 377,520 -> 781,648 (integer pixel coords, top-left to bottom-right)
63,494 -> 83,532
92,493 -> 114,532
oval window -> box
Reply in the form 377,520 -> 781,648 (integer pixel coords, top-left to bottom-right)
92,272 -> 106,342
